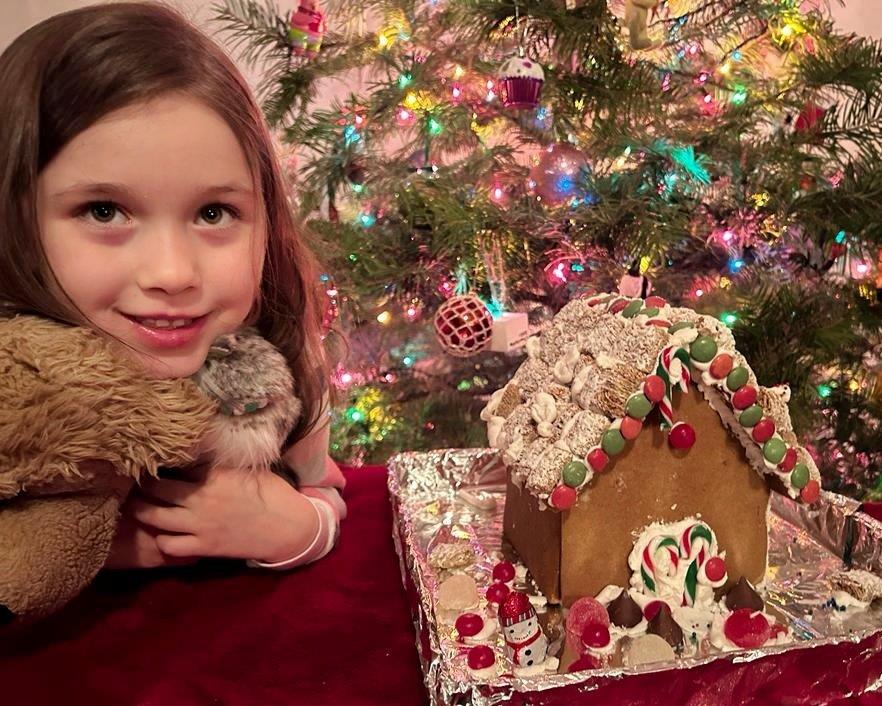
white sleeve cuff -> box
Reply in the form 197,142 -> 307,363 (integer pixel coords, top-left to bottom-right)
245,496 -> 337,570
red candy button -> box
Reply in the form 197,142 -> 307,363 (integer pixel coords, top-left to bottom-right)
709,353 -> 734,379
647,319 -> 671,327
801,479 -> 820,504
620,416 -> 643,440
668,422 -> 696,450
609,299 -> 628,314
643,375 -> 666,403
723,608 -> 772,649
581,622 -> 611,649
751,419 -> 775,443
645,296 -> 667,308
492,561 -> 516,583
467,645 -> 496,670
778,448 -> 798,473
486,582 -> 510,604
704,556 -> 727,582
732,386 -> 757,410
455,613 -> 484,638
586,448 -> 610,472
551,485 -> 577,510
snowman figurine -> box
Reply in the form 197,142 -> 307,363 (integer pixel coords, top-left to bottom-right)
499,591 -> 548,672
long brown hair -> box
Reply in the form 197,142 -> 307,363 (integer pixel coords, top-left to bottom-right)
0,1 -> 329,445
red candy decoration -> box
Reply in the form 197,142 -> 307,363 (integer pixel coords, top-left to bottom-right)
620,416 -> 643,440
486,582 -> 510,604
709,354 -> 734,380
643,600 -> 665,621
568,653 -> 601,673
645,296 -> 667,308
668,422 -> 696,450
704,556 -> 727,582
455,613 -> 484,638
732,386 -> 758,410
492,561 -> 516,584
467,645 -> 496,670
751,419 -> 776,444
801,479 -> 821,504
581,622 -> 611,649
586,448 -> 610,472
643,375 -> 666,403
778,448 -> 798,473
565,597 -> 610,653
647,319 -> 671,327
723,608 -> 772,649
609,299 -> 628,314
550,485 -> 577,510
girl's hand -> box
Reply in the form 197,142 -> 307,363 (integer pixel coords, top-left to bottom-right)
129,464 -> 319,564
105,496 -> 198,569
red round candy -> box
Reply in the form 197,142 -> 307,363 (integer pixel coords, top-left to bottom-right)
550,485 -> 577,510
455,612 -> 484,638
704,556 -> 727,582
709,354 -> 734,379
609,299 -> 628,314
778,448 -> 798,473
492,561 -> 516,584
668,422 -> 696,450
486,582 -> 510,604
467,645 -> 496,670
801,479 -> 820,504
620,416 -> 643,440
581,622 -> 611,649
565,597 -> 610,653
645,296 -> 667,308
732,386 -> 757,410
643,375 -> 666,403
723,608 -> 772,649
586,448 -> 610,472
647,319 -> 671,328
568,653 -> 601,673
751,419 -> 775,444
643,600 -> 665,621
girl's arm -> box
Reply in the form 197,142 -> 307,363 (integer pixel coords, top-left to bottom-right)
246,403 -> 346,570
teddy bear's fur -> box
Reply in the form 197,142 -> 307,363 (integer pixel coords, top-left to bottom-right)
0,315 -> 301,622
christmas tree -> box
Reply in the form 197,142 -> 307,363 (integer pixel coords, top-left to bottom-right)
214,0 -> 882,498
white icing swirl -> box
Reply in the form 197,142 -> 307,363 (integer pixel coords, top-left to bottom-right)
531,392 -> 557,437
499,56 -> 545,81
553,345 -> 581,385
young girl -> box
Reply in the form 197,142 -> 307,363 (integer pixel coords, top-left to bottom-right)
0,2 -> 345,572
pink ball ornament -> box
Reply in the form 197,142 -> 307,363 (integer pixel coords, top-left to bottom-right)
528,143 -> 592,207
433,294 -> 494,357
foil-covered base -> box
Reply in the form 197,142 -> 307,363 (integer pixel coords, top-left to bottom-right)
389,448 -> 882,705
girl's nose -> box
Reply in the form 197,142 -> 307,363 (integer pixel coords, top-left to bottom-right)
136,226 -> 201,295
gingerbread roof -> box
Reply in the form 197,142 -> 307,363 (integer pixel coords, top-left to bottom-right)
480,293 -> 822,511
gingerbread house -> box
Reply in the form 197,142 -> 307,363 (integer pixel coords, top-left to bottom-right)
481,293 -> 822,607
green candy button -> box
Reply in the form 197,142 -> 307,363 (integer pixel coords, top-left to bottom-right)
625,393 -> 653,419
763,438 -> 786,465
690,335 -> 718,363
668,321 -> 695,334
640,307 -> 660,317
622,300 -> 643,318
726,366 -> 749,391
739,405 -> 763,427
791,463 -> 810,489
601,429 -> 626,456
562,460 -> 588,487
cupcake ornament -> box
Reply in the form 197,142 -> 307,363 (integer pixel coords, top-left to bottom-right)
498,56 -> 545,110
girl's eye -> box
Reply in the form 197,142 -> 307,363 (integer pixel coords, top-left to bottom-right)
84,201 -> 126,225
198,204 -> 239,227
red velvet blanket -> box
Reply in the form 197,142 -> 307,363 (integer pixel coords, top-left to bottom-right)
0,466 -> 428,706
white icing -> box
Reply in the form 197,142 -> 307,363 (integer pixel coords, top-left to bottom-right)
464,616 -> 500,644
468,664 -> 498,680
525,336 -> 541,359
669,326 -> 699,348
553,345 -> 581,385
531,392 -> 557,438
513,656 -> 558,677
831,590 -> 869,611
596,352 -> 624,369
487,416 -> 506,448
480,387 -> 506,422
500,56 -> 545,81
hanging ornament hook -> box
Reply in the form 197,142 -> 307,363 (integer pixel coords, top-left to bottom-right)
514,1 -> 525,58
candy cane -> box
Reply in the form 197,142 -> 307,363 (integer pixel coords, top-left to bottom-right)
680,523 -> 714,606
641,535 -> 680,594
655,346 -> 692,429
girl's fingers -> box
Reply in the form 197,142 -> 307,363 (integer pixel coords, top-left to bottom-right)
131,498 -> 195,533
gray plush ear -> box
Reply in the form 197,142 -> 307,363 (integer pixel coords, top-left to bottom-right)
191,330 -> 302,470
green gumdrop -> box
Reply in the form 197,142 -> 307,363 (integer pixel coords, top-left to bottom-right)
690,335 -> 718,363
726,366 -> 749,391
763,438 -> 786,464
562,460 -> 588,487
640,307 -> 660,318
625,393 -> 653,419
622,300 -> 643,318
739,405 -> 763,427
668,321 -> 695,334
601,429 -> 626,456
791,463 -> 810,489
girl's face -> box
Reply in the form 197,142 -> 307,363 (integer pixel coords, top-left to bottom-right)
37,93 -> 265,378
